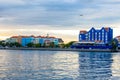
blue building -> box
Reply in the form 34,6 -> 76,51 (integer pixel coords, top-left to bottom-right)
21,36 -> 35,47
20,36 -> 64,47
79,27 -> 113,44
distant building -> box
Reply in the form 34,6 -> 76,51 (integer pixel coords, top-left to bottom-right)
5,35 -> 64,47
21,36 -> 35,47
5,36 -> 18,43
115,36 -> 120,48
79,27 -> 113,44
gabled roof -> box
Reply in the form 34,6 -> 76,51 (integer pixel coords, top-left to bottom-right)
11,36 -> 19,38
80,30 -> 87,34
104,27 -> 110,32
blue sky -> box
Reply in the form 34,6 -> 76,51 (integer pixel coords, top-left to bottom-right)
0,0 -> 120,42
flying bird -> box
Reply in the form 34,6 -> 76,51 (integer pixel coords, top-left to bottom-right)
80,14 -> 83,16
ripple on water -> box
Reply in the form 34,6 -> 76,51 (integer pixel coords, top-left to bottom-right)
0,50 -> 119,80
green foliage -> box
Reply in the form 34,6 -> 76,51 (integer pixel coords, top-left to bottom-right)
109,39 -> 118,51
42,42 -> 58,48
59,43 -> 65,48
0,41 -> 22,47
42,43 -> 46,48
0,41 -> 78,48
50,42 -> 55,48
0,41 -> 6,47
65,41 -> 76,48
13,42 -> 22,47
27,43 -> 34,47
34,43 -> 41,48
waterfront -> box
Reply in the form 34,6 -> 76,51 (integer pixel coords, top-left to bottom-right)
0,50 -> 120,80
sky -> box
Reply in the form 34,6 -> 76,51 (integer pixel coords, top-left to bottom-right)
0,0 -> 120,43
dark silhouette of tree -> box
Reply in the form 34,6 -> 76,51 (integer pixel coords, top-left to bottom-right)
50,42 -> 55,48
109,39 -> 118,51
27,43 -> 34,47
14,42 -> 22,47
0,41 -> 6,47
34,43 -> 41,48
65,41 -> 76,48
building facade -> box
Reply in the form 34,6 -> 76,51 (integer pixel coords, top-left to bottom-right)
5,36 -> 18,43
79,27 -> 113,44
115,36 -> 120,48
21,36 -> 35,47
5,35 -> 64,47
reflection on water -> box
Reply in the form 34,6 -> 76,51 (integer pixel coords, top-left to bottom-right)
51,52 -> 79,79
111,53 -> 120,80
0,50 -> 120,80
77,52 -> 113,80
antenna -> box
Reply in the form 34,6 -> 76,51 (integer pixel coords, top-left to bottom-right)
47,33 -> 49,38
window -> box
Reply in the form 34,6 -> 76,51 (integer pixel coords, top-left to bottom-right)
95,32 -> 97,40
95,38 -> 97,41
106,32 -> 107,38
79,35 -> 81,38
92,30 -> 94,32
102,29 -> 104,32
102,36 -> 104,41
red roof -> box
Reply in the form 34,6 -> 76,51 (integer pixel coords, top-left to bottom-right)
115,36 -> 120,40
48,36 -> 55,38
10,35 -> 56,38
116,36 -> 120,38
80,30 -> 87,34
11,36 -> 19,38
104,27 -> 109,32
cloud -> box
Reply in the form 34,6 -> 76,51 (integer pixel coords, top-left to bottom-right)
0,0 -> 120,39
0,0 -> 25,8
1,0 -> 119,25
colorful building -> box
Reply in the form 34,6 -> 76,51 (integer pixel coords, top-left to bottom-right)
5,35 -> 64,47
115,36 -> 120,48
21,36 -> 35,47
5,36 -> 18,43
79,27 -> 113,44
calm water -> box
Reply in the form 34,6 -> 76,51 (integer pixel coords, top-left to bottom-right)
0,50 -> 120,80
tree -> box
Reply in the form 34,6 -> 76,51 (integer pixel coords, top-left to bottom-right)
0,41 -> 6,47
34,43 -> 41,48
50,42 -> 55,48
14,42 -> 22,47
65,41 -> 76,48
42,43 -> 46,48
109,39 -> 118,51
59,43 -> 65,48
27,43 -> 34,47
0,41 -> 2,45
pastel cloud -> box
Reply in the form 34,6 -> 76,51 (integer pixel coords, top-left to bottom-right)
0,0 -> 120,41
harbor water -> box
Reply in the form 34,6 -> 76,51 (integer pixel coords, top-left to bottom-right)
0,50 -> 120,80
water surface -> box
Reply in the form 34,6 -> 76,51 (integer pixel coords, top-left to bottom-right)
0,50 -> 120,80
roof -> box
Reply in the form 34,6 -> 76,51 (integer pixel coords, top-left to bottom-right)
10,35 -> 59,39
115,36 -> 120,41
11,36 -> 19,38
80,30 -> 87,34
104,27 -> 110,32
116,36 -> 120,38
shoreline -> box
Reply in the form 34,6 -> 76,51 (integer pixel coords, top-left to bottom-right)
0,47 -> 118,52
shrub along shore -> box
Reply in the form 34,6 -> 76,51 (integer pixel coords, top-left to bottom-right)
0,47 -> 119,52
0,41 -> 119,52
